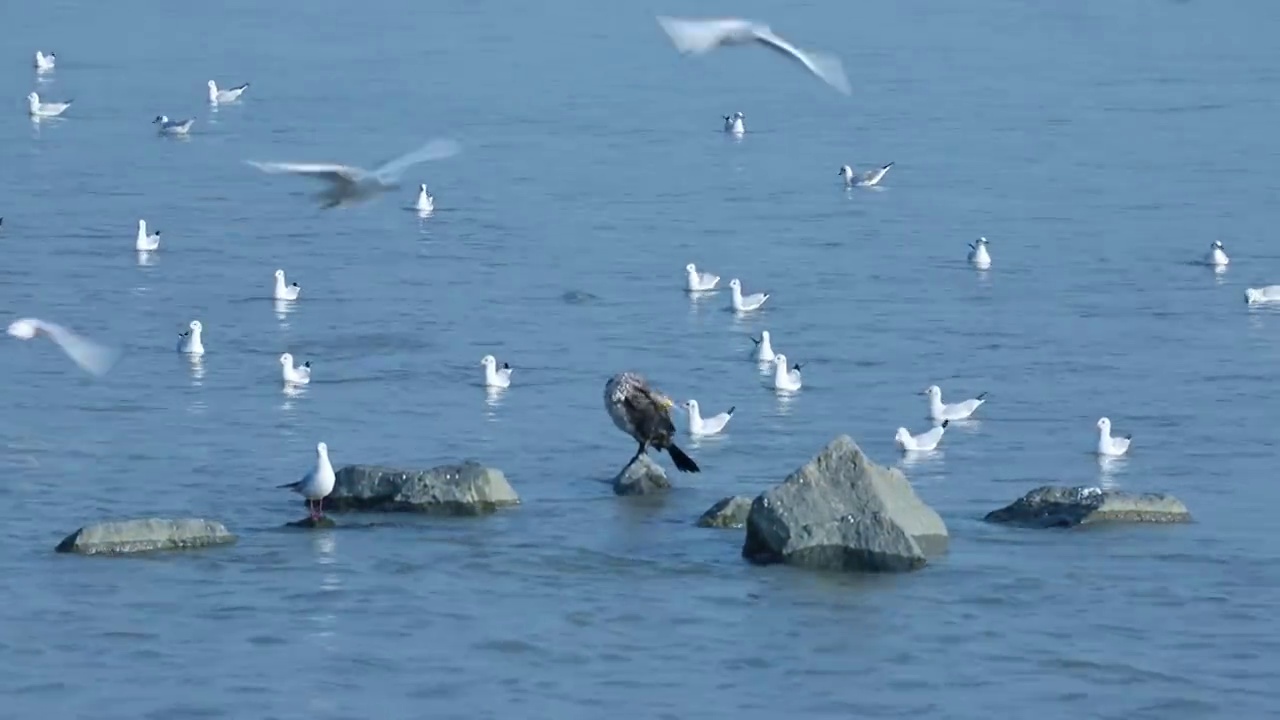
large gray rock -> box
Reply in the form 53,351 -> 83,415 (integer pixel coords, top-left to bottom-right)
56,518 -> 236,555
613,455 -> 671,496
985,486 -> 1192,528
326,462 -> 519,515
742,436 -> 948,573
697,496 -> 752,528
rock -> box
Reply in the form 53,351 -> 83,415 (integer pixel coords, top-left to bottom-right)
697,496 -> 752,528
325,461 -> 518,515
285,516 -> 338,529
984,486 -> 1192,528
612,455 -> 671,496
55,518 -> 236,555
742,436 -> 948,573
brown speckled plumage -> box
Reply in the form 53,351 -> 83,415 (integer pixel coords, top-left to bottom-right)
604,372 -> 700,473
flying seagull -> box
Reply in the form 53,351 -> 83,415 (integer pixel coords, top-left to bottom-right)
7,317 -> 120,376
655,16 -> 850,95
246,138 -> 461,209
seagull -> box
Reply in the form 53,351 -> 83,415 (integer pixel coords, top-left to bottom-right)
280,352 -> 311,385
207,80 -> 249,104
135,219 -> 160,251
750,330 -> 776,362
177,320 -> 204,355
604,372 -> 700,472
968,237 -> 991,269
728,278 -> 769,312
7,317 -> 120,376
34,51 -> 56,71
278,442 -> 336,520
153,115 -> 194,135
1206,240 -> 1229,267
273,269 -> 300,301
924,385 -> 986,421
656,16 -> 851,95
481,354 -> 512,389
1245,285 -> 1280,305
1096,417 -> 1131,457
682,399 -> 734,436
895,420 -> 949,452
723,111 -> 745,134
772,353 -> 803,391
840,163 -> 894,188
246,138 -> 462,209
416,184 -> 434,214
27,92 -> 71,118
685,263 -> 720,291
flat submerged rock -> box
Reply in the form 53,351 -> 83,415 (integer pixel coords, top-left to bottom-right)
985,485 -> 1192,528
325,462 -> 519,515
56,518 -> 237,555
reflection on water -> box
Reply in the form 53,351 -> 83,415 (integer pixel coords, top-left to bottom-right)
1097,455 -> 1128,489
774,388 -> 798,416
281,382 -> 307,412
274,299 -> 295,324
187,355 -> 205,383
484,386 -> 506,414
136,250 -> 156,267
688,432 -> 727,451
309,531 -> 339,647
899,448 -> 944,471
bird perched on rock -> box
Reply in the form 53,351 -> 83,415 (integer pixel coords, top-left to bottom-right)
604,372 -> 700,473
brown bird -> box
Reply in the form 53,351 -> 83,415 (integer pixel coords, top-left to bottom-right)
603,372 -> 700,473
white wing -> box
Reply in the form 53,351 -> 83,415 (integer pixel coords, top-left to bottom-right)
752,29 -> 851,95
656,16 -> 754,54
246,161 -> 363,188
370,138 -> 462,183
8,317 -> 120,377
916,425 -> 945,449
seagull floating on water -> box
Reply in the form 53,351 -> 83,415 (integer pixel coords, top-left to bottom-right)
968,237 -> 991,269
1096,417 -> 1132,457
481,354 -> 512,389
895,420 -> 949,452
840,163 -> 893,188
7,317 -> 119,376
153,115 -> 193,135
177,320 -> 204,355
27,92 -> 71,118
723,112 -> 745,134
273,269 -> 300,300
924,385 -> 986,421
34,52 -> 56,71
207,80 -> 249,104
246,138 -> 461,209
656,16 -> 850,95
1245,285 -> 1280,305
135,219 -> 160,251
750,330 -> 776,362
278,442 -> 336,520
280,352 -> 311,385
772,353 -> 803,391
682,399 -> 734,436
729,278 -> 769,312
1206,241 -> 1229,267
415,184 -> 434,214
685,263 -> 720,291
604,372 -> 700,472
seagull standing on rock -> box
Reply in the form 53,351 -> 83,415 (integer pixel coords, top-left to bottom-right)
279,442 -> 336,520
604,372 -> 700,473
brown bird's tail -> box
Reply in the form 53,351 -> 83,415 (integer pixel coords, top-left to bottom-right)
666,443 -> 700,473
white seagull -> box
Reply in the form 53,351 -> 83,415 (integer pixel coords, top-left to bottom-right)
416,184 -> 434,214
481,354 -> 512,389
273,269 -> 300,301
280,352 -> 312,385
968,237 -> 991,269
207,80 -> 249,104
1206,241 -> 1229,267
1096,417 -> 1131,457
656,16 -> 851,95
895,420 -> 949,452
177,320 -> 205,355
7,317 -> 120,376
278,442 -> 336,520
154,115 -> 194,135
27,92 -> 72,118
246,138 -> 461,209
840,163 -> 894,188
750,330 -> 776,362
682,399 -> 735,436
924,385 -> 986,422
772,353 -> 803,391
34,52 -> 56,71
729,278 -> 769,312
1245,285 -> 1280,305
135,219 -> 161,251
723,111 -> 745,134
685,263 -> 720,291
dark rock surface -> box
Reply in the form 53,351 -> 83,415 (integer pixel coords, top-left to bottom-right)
697,496 -> 752,528
612,455 -> 671,496
285,516 -> 338,529
984,486 -> 1192,528
742,435 -> 948,573
56,518 -> 237,555
325,462 -> 519,515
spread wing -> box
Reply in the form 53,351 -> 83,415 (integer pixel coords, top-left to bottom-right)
9,317 -> 120,377
752,29 -> 851,95
656,16 -> 754,54
245,161 -> 363,188
370,138 -> 462,183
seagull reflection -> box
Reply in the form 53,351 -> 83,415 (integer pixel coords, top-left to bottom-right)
899,448 -> 944,470
1097,455 -> 1127,489
274,298 -> 295,323
136,250 -> 157,267
187,355 -> 205,383
774,388 -> 798,415
485,386 -> 506,413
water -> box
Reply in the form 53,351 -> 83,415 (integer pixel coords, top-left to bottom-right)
3,0 -> 1280,717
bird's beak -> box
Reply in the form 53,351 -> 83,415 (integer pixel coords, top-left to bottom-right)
660,397 -> 675,410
